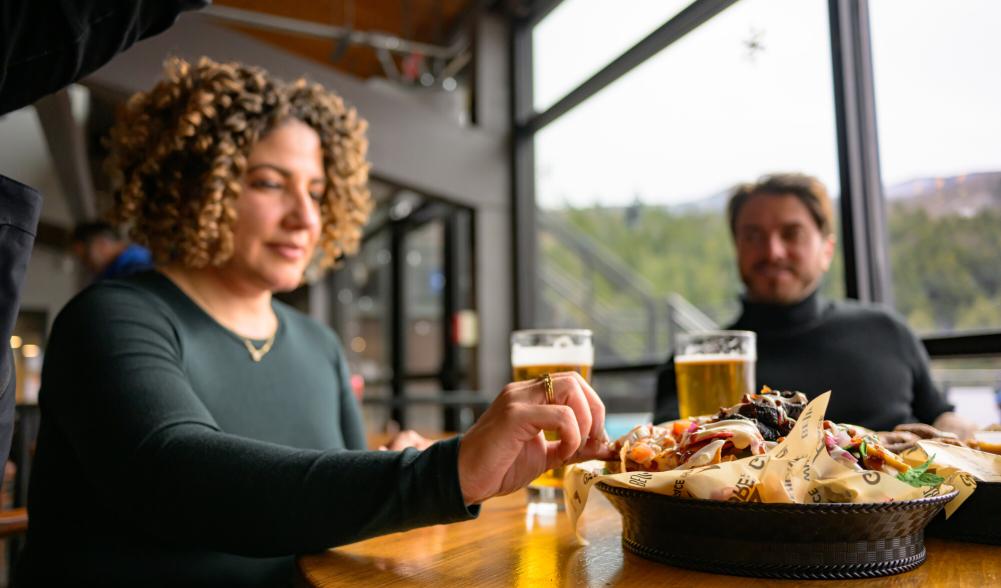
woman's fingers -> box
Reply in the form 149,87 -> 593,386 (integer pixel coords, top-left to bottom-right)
504,372 -> 607,456
457,373 -> 612,505
550,374 -> 592,454
516,403 -> 581,465
574,435 -> 617,462
565,371 -> 607,444
383,430 -> 433,451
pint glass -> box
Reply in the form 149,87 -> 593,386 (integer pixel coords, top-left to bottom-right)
510,329 -> 593,508
674,330 -> 756,419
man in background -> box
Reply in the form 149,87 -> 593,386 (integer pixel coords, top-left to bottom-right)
654,173 -> 977,439
72,221 -> 152,280
1,0 -> 207,489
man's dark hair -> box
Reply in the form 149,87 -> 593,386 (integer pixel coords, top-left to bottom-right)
727,173 -> 835,237
71,221 -> 121,245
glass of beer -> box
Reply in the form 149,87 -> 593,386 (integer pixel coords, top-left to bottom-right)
511,329 -> 593,510
675,330 -> 755,418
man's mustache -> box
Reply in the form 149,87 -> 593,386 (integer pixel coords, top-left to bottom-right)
753,262 -> 797,274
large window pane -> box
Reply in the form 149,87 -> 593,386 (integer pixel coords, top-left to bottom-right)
532,0 -> 690,113
870,0 -> 1001,335
404,219 -> 445,375
534,0 -> 841,366
931,357 -> 1001,428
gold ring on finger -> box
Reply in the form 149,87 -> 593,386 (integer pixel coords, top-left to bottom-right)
542,373 -> 555,404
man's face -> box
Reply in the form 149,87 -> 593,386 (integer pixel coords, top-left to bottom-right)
73,237 -> 119,274
733,193 -> 835,305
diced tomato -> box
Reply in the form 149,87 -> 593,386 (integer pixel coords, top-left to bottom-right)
627,443 -> 657,465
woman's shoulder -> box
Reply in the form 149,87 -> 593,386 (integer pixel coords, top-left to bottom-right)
55,272 -> 179,333
272,300 -> 346,356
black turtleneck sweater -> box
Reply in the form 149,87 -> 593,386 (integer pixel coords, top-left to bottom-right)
653,290 -> 953,431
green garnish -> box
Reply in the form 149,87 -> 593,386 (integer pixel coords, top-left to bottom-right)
859,440 -> 868,458
896,456 -> 945,488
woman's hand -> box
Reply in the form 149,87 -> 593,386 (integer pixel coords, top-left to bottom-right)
379,430 -> 434,451
456,372 -> 614,506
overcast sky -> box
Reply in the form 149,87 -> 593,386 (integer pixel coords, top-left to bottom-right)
531,0 -> 1001,209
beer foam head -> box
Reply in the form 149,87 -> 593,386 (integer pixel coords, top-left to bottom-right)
675,352 -> 756,363
511,345 -> 594,367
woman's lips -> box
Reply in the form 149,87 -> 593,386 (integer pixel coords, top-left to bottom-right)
268,243 -> 306,261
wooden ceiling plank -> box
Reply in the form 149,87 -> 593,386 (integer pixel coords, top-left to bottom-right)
212,0 -> 475,79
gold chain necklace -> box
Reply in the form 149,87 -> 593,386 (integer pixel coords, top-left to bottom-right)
166,272 -> 278,363
241,334 -> 276,363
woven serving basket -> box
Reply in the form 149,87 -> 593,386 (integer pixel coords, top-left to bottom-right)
597,482 -> 957,579
925,480 -> 1001,545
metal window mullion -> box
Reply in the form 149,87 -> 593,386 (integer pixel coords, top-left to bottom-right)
829,0 -> 892,304
519,0 -> 738,133
526,0 -> 565,28
512,15 -> 537,328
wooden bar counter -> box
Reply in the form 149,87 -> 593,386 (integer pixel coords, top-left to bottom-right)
299,489 -> 1000,587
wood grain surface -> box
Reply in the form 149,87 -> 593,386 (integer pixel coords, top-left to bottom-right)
299,489 -> 1001,587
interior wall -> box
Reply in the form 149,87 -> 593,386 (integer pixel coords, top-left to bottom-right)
19,248 -> 80,336
0,105 -> 76,227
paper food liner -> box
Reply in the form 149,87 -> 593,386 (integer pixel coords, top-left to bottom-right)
566,392 -> 968,542
900,439 -> 1001,517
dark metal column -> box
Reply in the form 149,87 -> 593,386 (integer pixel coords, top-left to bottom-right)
389,219 -> 407,427
440,210 -> 462,431
829,0 -> 893,304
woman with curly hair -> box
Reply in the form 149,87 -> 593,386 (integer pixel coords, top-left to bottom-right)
17,57 -> 611,586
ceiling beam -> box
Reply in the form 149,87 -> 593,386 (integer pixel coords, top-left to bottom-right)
33,89 -> 98,222
201,4 -> 461,59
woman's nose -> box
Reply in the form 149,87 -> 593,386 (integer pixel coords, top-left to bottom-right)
284,185 -> 321,231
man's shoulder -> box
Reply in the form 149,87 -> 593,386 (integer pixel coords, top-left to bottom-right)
826,298 -> 915,336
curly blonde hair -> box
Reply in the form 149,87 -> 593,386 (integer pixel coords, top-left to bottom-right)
105,57 -> 372,269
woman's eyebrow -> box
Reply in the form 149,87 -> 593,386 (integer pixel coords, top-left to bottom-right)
246,163 -> 291,177
247,163 -> 325,184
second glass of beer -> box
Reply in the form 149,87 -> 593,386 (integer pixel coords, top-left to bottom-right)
674,330 -> 755,418
510,329 -> 593,509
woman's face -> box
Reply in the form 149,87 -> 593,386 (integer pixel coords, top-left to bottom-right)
228,119 -> 326,292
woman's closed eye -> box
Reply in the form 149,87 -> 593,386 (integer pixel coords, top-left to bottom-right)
250,179 -> 284,191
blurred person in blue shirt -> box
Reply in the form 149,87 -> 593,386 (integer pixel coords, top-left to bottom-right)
71,221 -> 152,280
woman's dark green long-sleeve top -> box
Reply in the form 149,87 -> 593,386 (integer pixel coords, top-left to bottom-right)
17,272 -> 475,586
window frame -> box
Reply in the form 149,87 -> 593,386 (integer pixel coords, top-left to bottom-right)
511,0 -> 1001,376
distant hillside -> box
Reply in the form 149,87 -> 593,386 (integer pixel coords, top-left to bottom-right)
885,171 -> 1001,218
566,171 -> 1001,221
654,171 -> 1001,218
666,189 -> 731,215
